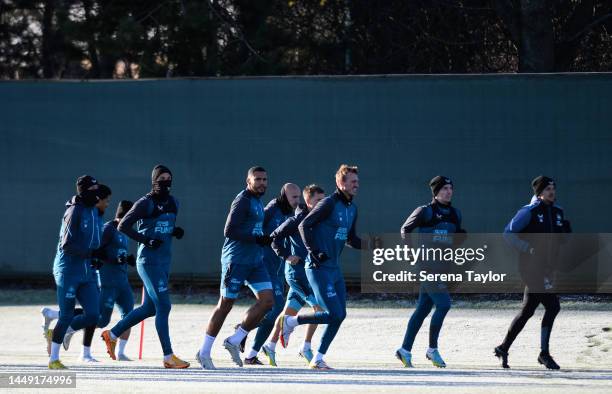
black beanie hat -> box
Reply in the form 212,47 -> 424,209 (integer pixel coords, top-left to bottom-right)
430,175 -> 453,196
115,200 -> 134,220
532,175 -> 555,196
151,165 -> 172,183
76,175 -> 98,194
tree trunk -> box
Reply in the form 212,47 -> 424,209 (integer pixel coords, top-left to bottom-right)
518,0 -> 554,72
494,0 -> 555,72
41,0 -> 55,78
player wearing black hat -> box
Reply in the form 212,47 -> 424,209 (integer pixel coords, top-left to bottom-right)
100,165 -> 189,369
495,176 -> 571,370
47,175 -> 104,369
395,175 -> 464,369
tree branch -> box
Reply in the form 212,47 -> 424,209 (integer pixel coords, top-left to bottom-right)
205,0 -> 266,63
563,12 -> 612,42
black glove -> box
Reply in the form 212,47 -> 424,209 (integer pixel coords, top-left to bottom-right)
310,251 -> 329,268
117,254 -> 135,265
255,235 -> 273,246
91,248 -> 107,261
91,258 -> 103,270
453,229 -> 468,247
562,220 -> 572,233
172,226 -> 184,239
371,236 -> 383,249
145,238 -> 163,249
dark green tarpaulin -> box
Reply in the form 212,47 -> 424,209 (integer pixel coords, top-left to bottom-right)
1,74 -> 611,280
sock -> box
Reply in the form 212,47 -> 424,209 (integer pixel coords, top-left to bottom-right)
110,331 -> 118,341
301,341 -> 311,352
427,347 -> 437,354
200,334 -> 216,358
246,349 -> 258,359
265,341 -> 277,352
117,339 -> 128,356
81,346 -> 91,358
313,351 -> 324,363
48,309 -> 59,319
227,326 -> 248,346
50,342 -> 61,362
164,354 -> 173,362
286,316 -> 298,328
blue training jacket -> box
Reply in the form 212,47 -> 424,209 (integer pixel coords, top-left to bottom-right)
53,196 -> 101,280
400,200 -> 463,246
271,203 -> 309,260
98,221 -> 130,287
262,198 -> 292,274
298,189 -> 363,268
118,194 -> 178,267
221,189 -> 265,265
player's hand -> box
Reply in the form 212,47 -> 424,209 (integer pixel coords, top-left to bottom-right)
371,236 -> 383,249
286,255 -> 301,265
453,229 -> 467,247
91,248 -> 107,261
562,220 -> 572,233
126,254 -> 136,266
310,251 -> 329,268
315,251 -> 329,263
145,238 -> 163,249
255,235 -> 273,246
172,226 -> 184,239
90,258 -> 103,270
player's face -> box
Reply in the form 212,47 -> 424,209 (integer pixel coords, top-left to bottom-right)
540,184 -> 556,203
248,171 -> 268,195
305,192 -> 325,210
157,173 -> 172,182
338,173 -> 359,197
436,184 -> 453,204
96,196 -> 111,215
286,186 -> 301,209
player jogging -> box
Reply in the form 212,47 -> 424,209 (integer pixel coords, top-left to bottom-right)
395,176 -> 464,369
279,165 -> 366,370
495,176 -> 570,370
245,183 -> 301,365
100,165 -> 188,369
196,166 -> 275,369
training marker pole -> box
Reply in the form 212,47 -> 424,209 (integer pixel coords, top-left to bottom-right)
139,286 -> 145,359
